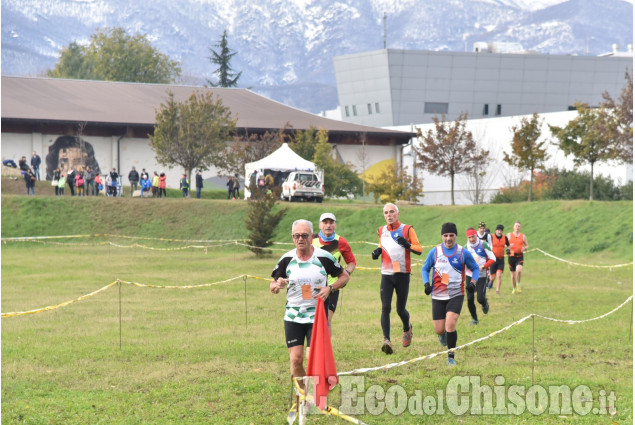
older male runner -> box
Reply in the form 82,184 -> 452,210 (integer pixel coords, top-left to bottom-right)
312,212 -> 356,328
270,219 -> 349,389
371,203 -> 422,355
421,222 -> 480,366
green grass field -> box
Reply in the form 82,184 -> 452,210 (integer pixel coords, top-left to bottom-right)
1,191 -> 633,424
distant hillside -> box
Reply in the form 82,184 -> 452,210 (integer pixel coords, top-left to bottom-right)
2,177 -> 632,261
2,0 -> 632,112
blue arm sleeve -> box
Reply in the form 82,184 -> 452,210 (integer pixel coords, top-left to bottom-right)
420,249 -> 436,284
463,250 -> 480,281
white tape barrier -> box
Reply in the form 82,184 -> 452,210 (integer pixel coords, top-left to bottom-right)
337,295 -> 633,376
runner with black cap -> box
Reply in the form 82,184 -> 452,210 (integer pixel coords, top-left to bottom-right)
312,212 -> 357,329
421,222 -> 480,366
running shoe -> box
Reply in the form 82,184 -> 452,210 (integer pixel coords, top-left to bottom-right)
381,339 -> 393,355
402,324 -> 413,347
517,285 -> 522,293
447,357 -> 457,366
470,319 -> 479,326
512,288 -> 516,294
483,302 -> 490,314
438,331 -> 447,346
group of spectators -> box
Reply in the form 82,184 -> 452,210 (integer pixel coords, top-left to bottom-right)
3,151 -> 42,196
4,154 -> 229,200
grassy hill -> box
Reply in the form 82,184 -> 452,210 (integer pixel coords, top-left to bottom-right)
1,175 -> 632,261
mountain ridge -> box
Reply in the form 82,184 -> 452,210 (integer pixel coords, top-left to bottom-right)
2,0 -> 632,112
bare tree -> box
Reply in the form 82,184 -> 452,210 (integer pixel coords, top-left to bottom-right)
413,113 -> 488,205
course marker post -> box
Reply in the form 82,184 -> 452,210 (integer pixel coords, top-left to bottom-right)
118,279 -> 122,350
243,275 -> 248,329
630,301 -> 633,342
531,314 -> 535,386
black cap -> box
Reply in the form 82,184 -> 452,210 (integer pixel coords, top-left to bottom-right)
441,222 -> 458,235
496,224 -> 504,231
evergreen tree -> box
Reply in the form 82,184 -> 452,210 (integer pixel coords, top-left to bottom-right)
504,113 -> 549,202
245,195 -> 287,257
48,27 -> 180,84
207,30 -> 242,88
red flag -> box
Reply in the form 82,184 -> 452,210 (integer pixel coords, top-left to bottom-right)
306,297 -> 338,410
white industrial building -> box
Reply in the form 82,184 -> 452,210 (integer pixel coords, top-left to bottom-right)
392,111 -> 633,205
334,46 -> 633,127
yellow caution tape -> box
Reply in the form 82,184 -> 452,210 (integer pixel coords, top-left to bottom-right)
1,281 -> 118,318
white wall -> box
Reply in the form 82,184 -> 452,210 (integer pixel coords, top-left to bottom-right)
1,133 -> 222,189
390,111 -> 632,205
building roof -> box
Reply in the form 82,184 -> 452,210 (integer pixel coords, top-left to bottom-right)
1,76 -> 413,142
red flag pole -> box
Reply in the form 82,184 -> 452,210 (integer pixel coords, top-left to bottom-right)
305,297 -> 338,411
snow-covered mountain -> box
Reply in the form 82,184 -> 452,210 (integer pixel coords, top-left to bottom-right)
2,0 -> 633,113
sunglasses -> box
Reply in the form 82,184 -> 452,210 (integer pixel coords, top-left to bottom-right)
292,233 -> 311,240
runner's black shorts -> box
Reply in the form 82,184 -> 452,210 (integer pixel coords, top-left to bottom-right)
431,296 -> 464,320
326,289 -> 340,313
508,255 -> 524,272
284,321 -> 313,348
489,257 -> 505,275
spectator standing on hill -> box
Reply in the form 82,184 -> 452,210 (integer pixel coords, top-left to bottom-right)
84,166 -> 95,196
507,221 -> 529,294
269,219 -> 349,390
24,168 -> 36,195
31,151 -> 41,180
140,168 -> 149,180
312,212 -> 357,329
465,227 -> 496,326
75,167 -> 85,196
489,224 -> 509,294
180,173 -> 189,198
57,173 -> 66,195
371,203 -> 423,355
94,174 -> 103,196
233,173 -> 240,199
195,170 -> 204,199
18,156 -> 28,172
67,168 -> 76,196
128,166 -> 140,197
226,176 -> 234,199
421,222 -> 480,366
152,171 -> 159,197
52,167 -> 61,196
109,168 -> 119,197
158,172 -> 167,198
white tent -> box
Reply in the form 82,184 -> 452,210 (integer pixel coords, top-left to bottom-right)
244,143 -> 318,198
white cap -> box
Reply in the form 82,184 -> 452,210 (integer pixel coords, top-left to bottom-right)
320,212 -> 336,222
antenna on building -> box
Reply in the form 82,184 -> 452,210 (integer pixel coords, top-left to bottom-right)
383,12 -> 387,49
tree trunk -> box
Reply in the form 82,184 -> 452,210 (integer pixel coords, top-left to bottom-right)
450,173 -> 455,205
528,167 -> 534,202
589,162 -> 594,201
